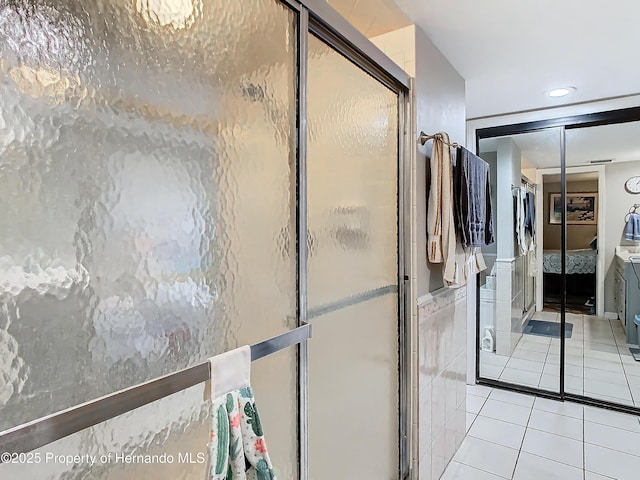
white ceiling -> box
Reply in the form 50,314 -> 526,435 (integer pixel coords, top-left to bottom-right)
391,0 -> 640,119
329,0 -> 640,120
328,0 -> 640,165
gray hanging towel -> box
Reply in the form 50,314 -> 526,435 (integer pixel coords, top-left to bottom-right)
454,146 -> 494,248
525,191 -> 536,236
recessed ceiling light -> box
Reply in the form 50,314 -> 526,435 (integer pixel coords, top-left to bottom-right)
548,87 -> 576,98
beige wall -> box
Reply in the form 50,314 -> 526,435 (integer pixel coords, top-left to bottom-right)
370,25 -> 416,76
542,180 -> 598,250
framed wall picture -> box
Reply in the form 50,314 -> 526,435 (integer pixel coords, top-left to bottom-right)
549,192 -> 598,225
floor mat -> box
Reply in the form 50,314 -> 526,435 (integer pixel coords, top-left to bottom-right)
523,320 -> 573,338
629,347 -> 640,362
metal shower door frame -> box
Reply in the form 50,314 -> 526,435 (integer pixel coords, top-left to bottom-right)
289,1 -> 411,478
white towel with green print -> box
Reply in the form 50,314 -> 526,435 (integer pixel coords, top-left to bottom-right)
208,346 -> 277,480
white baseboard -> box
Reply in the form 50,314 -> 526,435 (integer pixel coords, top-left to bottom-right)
604,311 -> 618,320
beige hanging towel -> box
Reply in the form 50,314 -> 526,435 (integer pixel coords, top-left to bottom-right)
426,132 -> 457,284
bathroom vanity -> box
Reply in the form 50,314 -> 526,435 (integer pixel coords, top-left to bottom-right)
614,246 -> 640,345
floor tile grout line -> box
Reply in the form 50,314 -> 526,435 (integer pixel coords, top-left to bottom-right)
582,415 -> 640,432
583,471 -> 617,480
583,416 -> 640,435
583,443 -> 640,463
498,363 -> 546,375
582,378 -> 586,480
582,437 -> 640,457
487,390 -> 538,408
521,432 -> 586,471
622,333 -> 640,404
476,411 -> 533,429
466,391 -> 491,418
454,414 -> 518,480
509,404 -> 535,480
447,459 -> 512,480
526,420 -> 583,442
582,315 -> 586,413
467,392 -> 492,401
532,401 -> 584,421
512,449 -> 586,478
486,392 -> 536,408
466,429 -> 523,453
465,412 -> 478,434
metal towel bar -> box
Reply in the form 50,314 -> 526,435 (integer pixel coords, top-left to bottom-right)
0,323 -> 312,457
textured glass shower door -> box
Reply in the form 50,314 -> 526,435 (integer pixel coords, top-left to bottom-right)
306,34 -> 400,479
0,0 -> 299,478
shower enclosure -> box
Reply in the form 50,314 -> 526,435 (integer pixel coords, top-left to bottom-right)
0,0 -> 410,478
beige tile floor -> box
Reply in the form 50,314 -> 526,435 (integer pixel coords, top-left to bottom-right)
444,385 -> 640,480
480,311 -> 640,408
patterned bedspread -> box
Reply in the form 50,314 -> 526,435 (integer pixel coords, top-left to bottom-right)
543,249 -> 597,274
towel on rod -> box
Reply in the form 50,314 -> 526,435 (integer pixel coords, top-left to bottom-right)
453,146 -> 494,248
525,191 -> 536,236
207,346 -> 277,480
515,187 -> 528,254
625,213 -> 640,242
427,132 -> 458,284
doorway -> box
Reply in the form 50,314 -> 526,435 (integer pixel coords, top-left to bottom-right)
535,166 -> 605,317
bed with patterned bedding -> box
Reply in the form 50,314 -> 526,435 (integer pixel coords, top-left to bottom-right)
542,248 -> 597,274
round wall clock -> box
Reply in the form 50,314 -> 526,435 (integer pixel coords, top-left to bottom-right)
625,175 -> 640,194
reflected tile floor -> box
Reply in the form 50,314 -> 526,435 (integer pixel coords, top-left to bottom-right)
479,312 -> 640,408
446,385 -> 640,480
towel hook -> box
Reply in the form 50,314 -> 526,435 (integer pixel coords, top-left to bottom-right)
418,131 -> 460,148
625,204 -> 640,222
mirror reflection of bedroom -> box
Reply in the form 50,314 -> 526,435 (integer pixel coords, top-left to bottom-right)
477,119 -> 640,409
541,173 -> 598,315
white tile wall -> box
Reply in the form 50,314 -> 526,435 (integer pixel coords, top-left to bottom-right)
418,287 -> 467,479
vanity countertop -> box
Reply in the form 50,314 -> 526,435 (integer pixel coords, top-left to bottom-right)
615,246 -> 640,262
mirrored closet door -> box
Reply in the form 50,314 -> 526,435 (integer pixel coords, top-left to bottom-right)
476,109 -> 640,414
477,128 -> 562,395
565,120 -> 640,408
